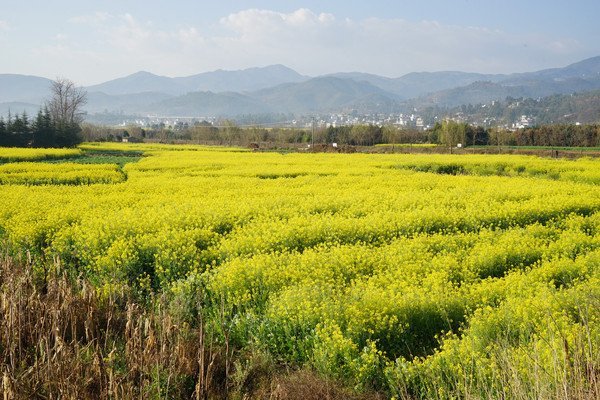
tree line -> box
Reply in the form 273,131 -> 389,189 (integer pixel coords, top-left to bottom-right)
80,122 -> 433,147
511,124 -> 600,147
0,78 -> 87,148
0,109 -> 82,148
428,121 -> 600,149
79,119 -> 600,149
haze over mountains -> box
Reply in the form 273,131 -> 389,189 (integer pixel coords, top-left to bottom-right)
2,56 -> 600,119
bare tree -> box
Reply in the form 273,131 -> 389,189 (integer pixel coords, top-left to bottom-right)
47,78 -> 87,125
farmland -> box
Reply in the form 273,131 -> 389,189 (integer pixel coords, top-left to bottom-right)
1,144 -> 600,398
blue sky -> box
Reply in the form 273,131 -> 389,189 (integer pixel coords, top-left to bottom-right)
1,0 -> 599,85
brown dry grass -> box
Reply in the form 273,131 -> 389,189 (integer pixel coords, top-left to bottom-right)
0,252 -> 232,399
0,253 -> 379,400
270,369 -> 386,400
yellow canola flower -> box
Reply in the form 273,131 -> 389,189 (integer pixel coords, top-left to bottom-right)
0,145 -> 599,396
0,147 -> 82,162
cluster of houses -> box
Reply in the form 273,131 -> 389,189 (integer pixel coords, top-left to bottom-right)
512,115 -> 534,129
307,113 -> 427,130
446,112 -> 536,131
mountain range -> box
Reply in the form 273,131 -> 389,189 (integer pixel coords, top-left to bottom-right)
2,56 -> 600,120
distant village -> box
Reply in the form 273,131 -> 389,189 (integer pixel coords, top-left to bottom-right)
116,110 -> 538,132
85,89 -> 596,133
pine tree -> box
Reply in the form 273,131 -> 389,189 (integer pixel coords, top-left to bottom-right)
10,113 -> 32,147
0,117 -> 7,147
33,107 -> 54,147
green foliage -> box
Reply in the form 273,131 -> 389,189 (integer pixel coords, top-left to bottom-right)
436,89 -> 600,127
433,121 -> 468,151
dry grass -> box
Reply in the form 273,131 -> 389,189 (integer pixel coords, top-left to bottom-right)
0,253 -> 231,399
0,253 -> 375,400
270,369 -> 386,400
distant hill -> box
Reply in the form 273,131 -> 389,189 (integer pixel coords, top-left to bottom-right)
326,71 -> 505,100
3,56 -> 600,119
421,89 -> 600,127
414,56 -> 600,109
0,102 -> 43,117
139,77 -> 398,116
86,65 -> 308,97
146,91 -> 270,116
85,91 -> 175,114
415,76 -> 600,108
0,74 -> 53,104
174,64 -> 308,93
564,90 -> 600,124
500,56 -> 600,84
86,72 -> 182,96
82,65 -> 310,116
369,57 -> 600,105
251,77 -> 399,113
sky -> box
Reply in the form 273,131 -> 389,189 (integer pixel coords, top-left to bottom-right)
1,0 -> 599,86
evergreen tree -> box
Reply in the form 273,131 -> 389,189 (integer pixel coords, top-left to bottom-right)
0,117 -> 7,147
33,107 -> 54,147
54,120 -> 81,147
10,113 -> 32,147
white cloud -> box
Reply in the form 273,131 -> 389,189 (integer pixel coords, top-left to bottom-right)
0,20 -> 9,31
176,27 -> 205,46
69,12 -> 110,25
221,8 -> 335,34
